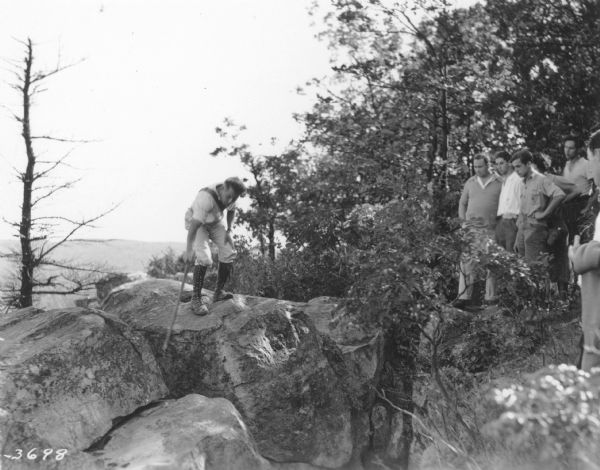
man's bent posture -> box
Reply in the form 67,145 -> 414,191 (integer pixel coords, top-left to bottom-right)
184,177 -> 246,316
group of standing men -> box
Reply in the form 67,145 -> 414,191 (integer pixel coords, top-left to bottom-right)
456,135 -> 599,308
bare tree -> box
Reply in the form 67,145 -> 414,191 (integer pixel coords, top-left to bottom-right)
1,38 -> 117,309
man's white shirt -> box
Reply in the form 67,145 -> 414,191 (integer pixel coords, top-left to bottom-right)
497,171 -> 522,217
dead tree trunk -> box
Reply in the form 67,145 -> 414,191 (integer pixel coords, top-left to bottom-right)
18,39 -> 36,308
0,38 -> 117,310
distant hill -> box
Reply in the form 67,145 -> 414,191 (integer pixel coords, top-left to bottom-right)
0,239 -> 186,310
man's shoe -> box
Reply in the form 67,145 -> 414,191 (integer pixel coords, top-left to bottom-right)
213,289 -> 234,302
213,262 -> 234,302
452,299 -> 471,310
191,297 -> 209,316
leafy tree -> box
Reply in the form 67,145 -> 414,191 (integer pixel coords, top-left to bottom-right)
209,1 -> 600,465
486,0 -> 600,155
211,121 -> 306,260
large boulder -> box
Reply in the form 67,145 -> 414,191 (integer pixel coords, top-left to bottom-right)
102,279 -> 363,468
93,394 -> 273,470
0,306 -> 168,466
304,297 -> 383,400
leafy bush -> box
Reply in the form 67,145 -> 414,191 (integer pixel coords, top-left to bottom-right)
146,247 -> 186,278
228,235 -> 352,301
486,365 -> 600,467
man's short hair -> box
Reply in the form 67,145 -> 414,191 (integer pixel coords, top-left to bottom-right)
564,134 -> 583,148
225,177 -> 246,196
511,149 -> 533,165
473,153 -> 488,165
532,154 -> 547,173
493,150 -> 510,162
588,130 -> 600,151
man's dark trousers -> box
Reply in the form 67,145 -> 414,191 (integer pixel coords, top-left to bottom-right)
495,216 -> 518,252
563,196 -> 591,244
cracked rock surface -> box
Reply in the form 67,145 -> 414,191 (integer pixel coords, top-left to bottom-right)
102,279 -> 361,468
0,306 -> 167,469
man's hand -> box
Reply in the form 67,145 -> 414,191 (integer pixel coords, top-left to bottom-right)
183,249 -> 195,264
225,231 -> 234,247
534,212 -> 546,221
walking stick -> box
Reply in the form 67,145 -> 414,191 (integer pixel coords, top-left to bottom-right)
162,261 -> 191,353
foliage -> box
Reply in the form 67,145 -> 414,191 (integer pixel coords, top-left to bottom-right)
486,0 -> 600,155
486,365 -> 600,466
207,0 -> 600,466
211,121 -> 307,260
146,248 -> 186,279
228,236 -> 352,302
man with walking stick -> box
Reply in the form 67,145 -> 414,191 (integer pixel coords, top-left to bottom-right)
183,177 -> 246,316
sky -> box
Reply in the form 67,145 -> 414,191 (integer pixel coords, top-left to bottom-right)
0,0 -> 477,243
0,0 -> 333,242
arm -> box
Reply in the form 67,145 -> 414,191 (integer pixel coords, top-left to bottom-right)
458,182 -> 469,220
224,209 -> 235,246
551,175 -> 578,203
540,193 -> 565,219
582,183 -> 597,214
536,178 -> 565,220
226,208 -> 235,232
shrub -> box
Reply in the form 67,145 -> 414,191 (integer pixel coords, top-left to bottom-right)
146,247 -> 186,278
485,365 -> 600,467
228,235 -> 352,301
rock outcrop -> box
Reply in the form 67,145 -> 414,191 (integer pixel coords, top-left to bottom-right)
93,394 -> 273,470
101,279 -> 367,468
0,306 -> 167,468
1,279 -> 385,469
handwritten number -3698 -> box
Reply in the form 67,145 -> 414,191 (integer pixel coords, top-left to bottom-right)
3,448 -> 68,461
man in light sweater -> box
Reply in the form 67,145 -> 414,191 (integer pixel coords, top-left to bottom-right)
455,154 -> 502,308
494,150 -> 521,252
569,130 -> 600,371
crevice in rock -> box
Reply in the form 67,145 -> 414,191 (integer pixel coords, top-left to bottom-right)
84,399 -> 166,453
262,453 -> 329,470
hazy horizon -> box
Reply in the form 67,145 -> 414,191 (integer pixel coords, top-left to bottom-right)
0,0 -> 332,243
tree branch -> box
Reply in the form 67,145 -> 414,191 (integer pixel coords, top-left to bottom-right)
374,387 -> 466,458
29,58 -> 85,85
32,148 -> 76,181
31,180 -> 81,207
37,204 -> 120,261
36,259 -> 116,275
31,135 -> 98,144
